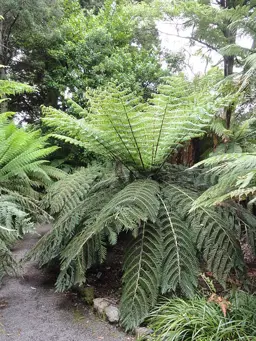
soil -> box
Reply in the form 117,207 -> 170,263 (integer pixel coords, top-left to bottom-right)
0,225 -> 134,341
86,235 -> 128,302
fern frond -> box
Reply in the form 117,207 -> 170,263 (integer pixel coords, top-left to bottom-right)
42,71 -> 230,172
209,117 -> 229,138
166,184 -> 244,284
55,232 -> 107,292
0,80 -> 33,98
58,180 -> 160,273
28,166 -> 116,267
0,197 -> 34,279
219,44 -> 249,58
0,239 -> 19,280
120,222 -> 162,331
158,193 -> 198,296
42,166 -> 103,215
194,207 -> 244,284
192,153 -> 256,207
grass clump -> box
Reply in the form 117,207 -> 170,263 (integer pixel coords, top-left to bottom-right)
148,293 -> 256,341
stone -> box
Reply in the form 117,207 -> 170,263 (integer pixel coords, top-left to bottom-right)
135,327 -> 153,340
93,298 -> 110,315
105,305 -> 120,323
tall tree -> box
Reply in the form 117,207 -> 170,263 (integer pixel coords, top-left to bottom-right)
4,0 -> 181,122
0,0 -> 63,78
164,0 -> 256,127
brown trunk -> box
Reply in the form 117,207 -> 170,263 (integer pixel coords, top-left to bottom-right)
170,138 -> 201,167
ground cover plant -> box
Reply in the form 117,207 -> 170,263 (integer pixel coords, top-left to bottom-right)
148,292 -> 256,340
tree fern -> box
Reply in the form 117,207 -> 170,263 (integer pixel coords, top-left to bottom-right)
42,71 -> 232,172
31,71 -> 256,331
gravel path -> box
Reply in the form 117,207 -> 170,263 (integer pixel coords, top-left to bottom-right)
0,225 -> 133,341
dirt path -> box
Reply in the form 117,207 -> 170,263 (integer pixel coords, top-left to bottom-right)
0,225 -> 133,341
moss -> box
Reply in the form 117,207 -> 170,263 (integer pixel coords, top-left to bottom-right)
80,286 -> 95,305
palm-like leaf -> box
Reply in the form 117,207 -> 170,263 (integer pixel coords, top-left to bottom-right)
158,192 -> 198,296
0,78 -> 64,279
192,153 -> 256,207
120,222 -> 162,331
166,184 -> 244,284
42,72 -> 231,172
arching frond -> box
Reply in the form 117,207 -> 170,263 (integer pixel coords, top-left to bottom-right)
120,222 -> 162,331
58,180 -> 160,274
28,165 -> 118,267
165,184 -> 245,284
42,71 -> 230,172
192,153 -> 256,207
0,80 -> 33,99
158,193 -> 198,296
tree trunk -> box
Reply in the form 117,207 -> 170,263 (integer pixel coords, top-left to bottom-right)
0,17 -> 8,113
220,0 -> 236,129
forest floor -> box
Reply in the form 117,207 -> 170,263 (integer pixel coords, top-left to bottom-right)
0,225 -> 133,341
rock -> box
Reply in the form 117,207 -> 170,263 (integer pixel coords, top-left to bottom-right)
105,305 -> 119,323
80,286 -> 94,305
135,327 -> 153,340
93,298 -> 110,315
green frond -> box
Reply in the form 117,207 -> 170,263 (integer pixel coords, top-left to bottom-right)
0,196 -> 34,279
194,207 -> 244,284
58,179 -> 160,274
42,166 -> 104,215
0,239 -> 19,280
244,53 -> 256,71
219,44 -> 249,58
29,166 -> 116,267
55,232 -> 107,292
165,184 -> 244,284
42,71 -> 230,172
0,80 -> 33,98
158,193 -> 198,297
0,118 -> 60,197
192,153 -> 256,207
120,222 -> 162,331
209,117 -> 229,138
0,113 -> 59,280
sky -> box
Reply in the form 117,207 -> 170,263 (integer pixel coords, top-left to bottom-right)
157,20 -> 253,77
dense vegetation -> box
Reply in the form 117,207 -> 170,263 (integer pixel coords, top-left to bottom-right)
1,0 -> 256,338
